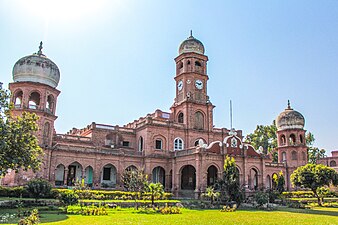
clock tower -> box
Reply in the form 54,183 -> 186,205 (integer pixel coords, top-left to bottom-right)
171,32 -> 214,131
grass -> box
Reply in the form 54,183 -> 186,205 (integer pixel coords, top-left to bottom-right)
79,199 -> 180,203
1,207 -> 338,225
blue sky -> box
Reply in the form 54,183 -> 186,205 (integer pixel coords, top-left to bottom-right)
1,0 -> 337,154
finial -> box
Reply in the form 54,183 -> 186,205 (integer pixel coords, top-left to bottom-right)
190,30 -> 193,37
287,100 -> 291,109
37,41 -> 43,56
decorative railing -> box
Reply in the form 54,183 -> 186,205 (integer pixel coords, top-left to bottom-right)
265,162 -> 285,167
54,134 -> 92,142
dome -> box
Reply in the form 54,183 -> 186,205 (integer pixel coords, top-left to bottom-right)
178,31 -> 205,55
276,101 -> 305,131
12,42 -> 60,88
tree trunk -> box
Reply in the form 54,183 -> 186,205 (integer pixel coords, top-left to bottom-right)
313,190 -> 322,206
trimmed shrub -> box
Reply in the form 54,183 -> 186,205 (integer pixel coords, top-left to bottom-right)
160,206 -> 181,214
26,179 -> 52,201
58,191 -> 79,206
66,204 -> 108,216
254,192 -> 269,207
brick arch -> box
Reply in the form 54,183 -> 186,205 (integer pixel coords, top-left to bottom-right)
152,134 -> 167,150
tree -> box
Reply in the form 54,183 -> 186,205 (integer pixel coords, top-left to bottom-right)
202,186 -> 220,204
276,171 -> 285,194
0,84 -> 43,175
121,169 -> 148,208
214,156 -> 243,205
26,178 -> 52,202
291,164 -> 338,206
146,182 -> 164,206
245,121 -> 278,162
305,132 -> 326,163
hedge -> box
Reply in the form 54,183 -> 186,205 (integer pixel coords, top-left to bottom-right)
54,189 -> 173,201
282,191 -> 338,199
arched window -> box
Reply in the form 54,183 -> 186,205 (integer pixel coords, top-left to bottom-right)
178,112 -> 184,123
105,133 -> 115,146
282,152 -> 286,162
299,134 -> 303,144
194,111 -> 204,130
138,136 -> 144,151
289,134 -> 296,145
178,62 -> 183,69
187,60 -> 191,65
28,91 -> 40,109
302,152 -> 306,161
195,61 -> 201,66
46,95 -> 54,113
291,151 -> 297,160
280,135 -> 286,146
14,90 -> 23,108
174,138 -> 184,151
155,139 -> 162,150
330,160 -> 337,167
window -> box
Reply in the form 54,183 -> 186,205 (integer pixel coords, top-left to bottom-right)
178,112 -> 184,123
194,111 -> 204,130
46,95 -> 54,113
122,141 -> 130,147
28,92 -> 41,109
103,167 -> 111,180
155,139 -> 162,150
300,135 -> 303,144
14,90 -> 23,108
330,160 -> 337,167
174,138 -> 183,151
282,152 -> 286,162
195,61 -> 201,66
291,151 -> 297,160
289,134 -> 296,145
138,137 -> 143,151
280,135 -> 286,145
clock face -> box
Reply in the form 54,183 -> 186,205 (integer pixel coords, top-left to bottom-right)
195,79 -> 203,90
177,80 -> 183,91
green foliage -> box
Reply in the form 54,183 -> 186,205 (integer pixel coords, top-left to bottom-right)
214,156 -> 243,205
282,190 -> 338,198
26,178 -> 52,201
0,84 -> 43,175
201,186 -> 220,204
159,206 -> 181,214
245,121 -> 277,154
291,163 -> 338,205
66,204 -> 108,216
121,169 -> 148,193
58,191 -> 79,206
146,183 -> 164,206
54,188 -> 172,201
220,204 -> 237,212
254,192 -> 269,207
17,209 -> 40,225
0,186 -> 29,198
276,171 -> 285,193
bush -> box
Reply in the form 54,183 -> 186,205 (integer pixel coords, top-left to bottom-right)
0,186 -> 29,198
26,179 -> 52,201
66,204 -> 108,216
282,190 -> 337,199
18,209 -> 40,225
254,192 -> 269,207
58,191 -> 79,206
160,206 -> 181,214
220,204 -> 237,212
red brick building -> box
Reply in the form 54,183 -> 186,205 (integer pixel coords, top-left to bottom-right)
3,35 -> 327,197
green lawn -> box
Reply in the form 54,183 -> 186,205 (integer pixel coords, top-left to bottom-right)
1,207 -> 338,225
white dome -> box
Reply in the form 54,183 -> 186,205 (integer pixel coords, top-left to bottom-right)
276,101 -> 305,131
12,42 -> 60,88
179,33 -> 205,55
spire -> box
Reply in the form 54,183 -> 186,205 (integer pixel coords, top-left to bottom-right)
287,100 -> 292,110
37,41 -> 43,56
190,30 -> 193,37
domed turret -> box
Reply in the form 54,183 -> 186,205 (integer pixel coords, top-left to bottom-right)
12,42 -> 60,88
178,31 -> 205,55
276,101 -> 305,131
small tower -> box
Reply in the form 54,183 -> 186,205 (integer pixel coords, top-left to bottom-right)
171,32 -> 214,131
276,101 -> 307,167
9,42 -> 60,147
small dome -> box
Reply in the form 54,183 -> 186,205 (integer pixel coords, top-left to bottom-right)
179,31 -> 205,55
276,101 -> 305,131
12,42 -> 60,88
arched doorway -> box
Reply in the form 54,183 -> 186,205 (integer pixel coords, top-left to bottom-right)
101,164 -> 117,188
84,166 -> 94,187
207,165 -> 218,186
266,175 -> 271,189
249,168 -> 259,190
67,162 -> 83,186
55,164 -> 65,186
152,166 -> 165,186
181,165 -> 196,190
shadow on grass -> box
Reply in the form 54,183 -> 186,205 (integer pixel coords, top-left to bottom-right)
276,207 -> 338,217
39,212 -> 68,223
